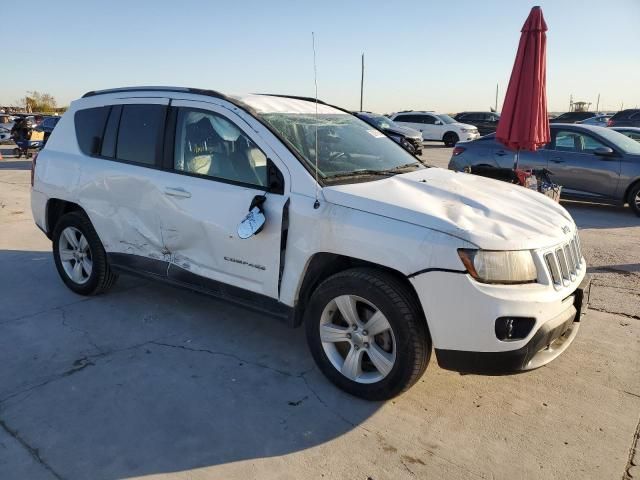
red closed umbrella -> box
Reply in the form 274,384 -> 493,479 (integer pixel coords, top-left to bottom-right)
496,6 -> 550,169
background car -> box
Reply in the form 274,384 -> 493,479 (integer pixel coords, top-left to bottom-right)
607,109 -> 640,128
353,111 -> 423,154
388,111 -> 479,147
448,124 -> 640,215
577,114 -> 612,127
35,116 -> 61,144
453,111 -> 501,135
611,126 -> 640,142
549,111 -> 597,123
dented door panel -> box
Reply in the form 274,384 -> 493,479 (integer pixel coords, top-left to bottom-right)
160,174 -> 287,298
77,159 -> 178,265
158,100 -> 290,299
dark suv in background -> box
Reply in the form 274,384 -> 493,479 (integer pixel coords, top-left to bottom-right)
453,111 -> 500,136
549,111 -> 596,123
353,111 -> 423,154
608,109 -> 640,128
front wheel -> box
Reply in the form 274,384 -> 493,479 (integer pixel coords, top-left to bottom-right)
629,182 -> 640,216
305,268 -> 431,400
443,132 -> 459,147
52,211 -> 118,295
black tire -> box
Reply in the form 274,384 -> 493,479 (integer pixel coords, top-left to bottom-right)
13,147 -> 20,158
629,182 -> 640,216
305,268 -> 431,400
52,211 -> 118,295
443,132 -> 459,147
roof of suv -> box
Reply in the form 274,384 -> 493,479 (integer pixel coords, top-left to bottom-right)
80,86 -> 345,116
390,111 -> 435,115
610,109 -> 640,119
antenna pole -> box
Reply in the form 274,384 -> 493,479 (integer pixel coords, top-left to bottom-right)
360,53 -> 364,111
495,82 -> 498,112
312,32 -> 320,209
596,93 -> 600,112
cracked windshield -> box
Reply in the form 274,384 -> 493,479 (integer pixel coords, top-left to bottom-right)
260,113 -> 423,181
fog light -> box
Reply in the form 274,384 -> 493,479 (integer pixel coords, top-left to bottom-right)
495,317 -> 535,341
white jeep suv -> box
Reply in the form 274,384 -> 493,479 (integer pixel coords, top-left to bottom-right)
389,111 -> 480,146
31,87 -> 589,400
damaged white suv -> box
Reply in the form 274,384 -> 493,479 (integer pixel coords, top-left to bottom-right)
31,87 -> 590,400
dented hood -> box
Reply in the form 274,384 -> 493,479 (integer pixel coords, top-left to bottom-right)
322,168 -> 574,250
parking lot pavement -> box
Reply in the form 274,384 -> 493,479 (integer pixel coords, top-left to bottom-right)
0,157 -> 639,480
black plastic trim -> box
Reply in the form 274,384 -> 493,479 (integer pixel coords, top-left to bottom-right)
407,267 -> 468,279
108,252 -> 293,321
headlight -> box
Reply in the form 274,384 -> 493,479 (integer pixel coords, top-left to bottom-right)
461,128 -> 477,133
458,249 -> 537,284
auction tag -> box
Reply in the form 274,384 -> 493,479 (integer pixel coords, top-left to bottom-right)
366,129 -> 386,138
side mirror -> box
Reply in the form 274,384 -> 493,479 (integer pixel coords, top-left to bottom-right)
237,195 -> 266,239
434,120 -> 443,125
593,146 -> 614,157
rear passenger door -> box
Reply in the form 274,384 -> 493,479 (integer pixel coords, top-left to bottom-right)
75,98 -> 173,276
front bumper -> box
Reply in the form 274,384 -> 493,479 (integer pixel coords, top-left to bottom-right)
461,132 -> 480,142
434,274 -> 590,373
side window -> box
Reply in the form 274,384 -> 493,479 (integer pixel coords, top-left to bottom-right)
74,106 -> 111,155
173,109 -> 267,188
553,130 -> 606,153
116,104 -> 166,166
421,115 -> 437,125
394,114 -> 412,123
581,134 -> 607,153
628,132 -> 640,141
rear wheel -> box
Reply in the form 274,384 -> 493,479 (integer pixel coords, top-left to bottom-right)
443,132 -> 459,147
52,211 -> 118,295
629,182 -> 640,216
305,268 -> 430,400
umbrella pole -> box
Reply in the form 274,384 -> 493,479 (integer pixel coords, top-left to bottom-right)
513,149 -> 520,170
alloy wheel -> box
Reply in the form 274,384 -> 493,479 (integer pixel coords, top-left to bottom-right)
319,295 -> 396,384
58,226 -> 93,285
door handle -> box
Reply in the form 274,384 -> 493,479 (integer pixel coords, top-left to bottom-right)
164,187 -> 192,198
550,158 -> 565,164
496,150 -> 507,156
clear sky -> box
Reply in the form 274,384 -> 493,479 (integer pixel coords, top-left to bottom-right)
3,0 -> 639,113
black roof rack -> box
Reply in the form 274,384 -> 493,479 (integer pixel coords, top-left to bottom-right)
82,86 -> 228,100
257,93 -> 328,105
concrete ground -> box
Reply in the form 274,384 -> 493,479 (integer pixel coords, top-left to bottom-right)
0,143 -> 639,480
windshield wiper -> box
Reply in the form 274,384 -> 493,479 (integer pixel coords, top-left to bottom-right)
324,162 -> 422,180
324,169 -> 396,179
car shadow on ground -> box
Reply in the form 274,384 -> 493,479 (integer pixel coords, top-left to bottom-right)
563,200 -> 640,229
0,159 -> 31,170
0,250 -> 380,479
422,142 -> 448,149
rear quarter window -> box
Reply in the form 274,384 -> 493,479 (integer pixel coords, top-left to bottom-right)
74,107 -> 111,155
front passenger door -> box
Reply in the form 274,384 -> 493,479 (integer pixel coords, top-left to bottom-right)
547,129 -> 621,200
154,101 -> 290,299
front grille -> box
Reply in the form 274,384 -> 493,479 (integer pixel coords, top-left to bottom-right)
543,233 -> 583,287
